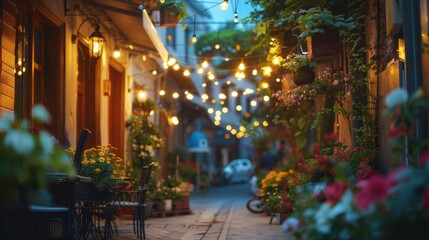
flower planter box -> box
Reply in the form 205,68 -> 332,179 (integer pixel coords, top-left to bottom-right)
173,195 -> 190,210
306,28 -> 341,59
293,65 -> 315,86
160,7 -> 179,28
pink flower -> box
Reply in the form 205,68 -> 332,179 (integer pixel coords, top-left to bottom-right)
355,174 -> 389,210
324,181 -> 348,205
332,80 -> 339,86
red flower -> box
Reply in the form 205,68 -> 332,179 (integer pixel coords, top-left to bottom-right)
316,155 -> 331,171
387,125 -> 413,139
312,144 -> 320,156
324,133 -> 339,143
324,181 -> 348,205
355,174 -> 389,210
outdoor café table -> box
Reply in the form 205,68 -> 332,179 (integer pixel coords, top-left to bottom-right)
75,179 -> 113,239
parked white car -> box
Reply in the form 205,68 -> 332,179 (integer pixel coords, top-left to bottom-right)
222,159 -> 254,184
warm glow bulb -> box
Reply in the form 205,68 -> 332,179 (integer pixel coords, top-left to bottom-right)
202,60 -> 209,68
252,69 -> 258,75
219,93 -> 227,99
159,90 -> 165,96
215,42 -> 221,49
171,116 -> 179,125
192,34 -> 197,43
183,68 -> 190,76
113,48 -> 121,58
234,12 -> 239,23
250,100 -> 257,107
226,125 -> 232,131
222,107 -> 228,113
201,93 -> 209,101
152,70 -> 158,75
137,90 -> 147,102
238,62 -> 245,70
167,57 -> 176,66
263,95 -> 270,102
231,91 -> 238,97
263,121 -> 269,127
263,66 -> 272,76
262,82 -> 269,88
208,108 -> 214,114
197,67 -> 204,74
172,92 -> 179,98
236,105 -> 242,111
220,0 -> 228,10
186,93 -> 194,100
173,63 -> 180,70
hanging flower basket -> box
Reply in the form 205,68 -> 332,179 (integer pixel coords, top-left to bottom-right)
293,65 -> 315,86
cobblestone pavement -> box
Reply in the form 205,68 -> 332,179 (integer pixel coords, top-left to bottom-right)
111,183 -> 290,240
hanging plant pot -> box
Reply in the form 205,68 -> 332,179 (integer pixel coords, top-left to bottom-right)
293,65 -> 315,86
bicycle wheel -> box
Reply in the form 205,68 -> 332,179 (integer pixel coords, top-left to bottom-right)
246,198 -> 265,213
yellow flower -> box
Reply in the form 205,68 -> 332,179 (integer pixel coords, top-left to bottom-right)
99,157 -> 105,163
95,168 -> 101,173
90,159 -> 96,164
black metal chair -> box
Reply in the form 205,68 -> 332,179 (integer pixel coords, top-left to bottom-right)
30,128 -> 91,239
106,163 -> 153,240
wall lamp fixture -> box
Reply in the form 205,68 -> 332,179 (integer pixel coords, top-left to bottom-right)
72,16 -> 105,60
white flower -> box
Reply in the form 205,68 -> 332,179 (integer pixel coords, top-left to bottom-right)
282,217 -> 301,232
4,129 -> 35,155
0,113 -> 14,131
39,130 -> 54,155
32,104 -> 51,123
314,203 -> 332,234
385,88 -> 408,109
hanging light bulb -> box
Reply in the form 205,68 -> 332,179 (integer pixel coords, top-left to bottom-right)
173,63 -> 180,71
215,42 -> 220,50
191,15 -> 197,43
197,67 -> 204,74
214,29 -> 221,50
220,0 -> 228,10
183,68 -> 191,77
234,12 -> 239,23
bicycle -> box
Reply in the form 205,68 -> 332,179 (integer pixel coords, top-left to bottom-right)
246,176 -> 265,213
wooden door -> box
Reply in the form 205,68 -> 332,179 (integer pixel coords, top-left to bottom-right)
108,63 -> 125,159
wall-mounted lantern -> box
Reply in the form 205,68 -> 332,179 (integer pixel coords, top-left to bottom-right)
72,16 -> 105,60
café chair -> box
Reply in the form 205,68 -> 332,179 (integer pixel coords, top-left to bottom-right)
30,128 -> 91,239
106,163 -> 153,240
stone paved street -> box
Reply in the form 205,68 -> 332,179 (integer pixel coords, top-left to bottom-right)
112,183 -> 290,240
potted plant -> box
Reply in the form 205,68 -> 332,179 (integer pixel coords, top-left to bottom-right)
282,54 -> 316,86
158,0 -> 188,28
0,105 -> 75,238
67,144 -> 126,200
